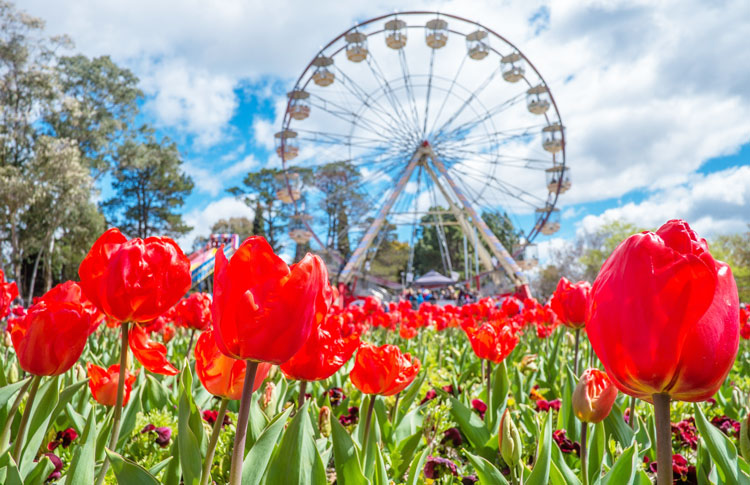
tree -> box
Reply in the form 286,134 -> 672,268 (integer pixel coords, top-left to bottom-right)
313,161 -> 367,259
577,220 -> 645,281
365,222 -> 409,282
710,229 -> 750,301
412,207 -> 465,278
102,128 -> 194,239
44,54 -> 142,178
228,167 -> 291,252
481,210 -> 520,256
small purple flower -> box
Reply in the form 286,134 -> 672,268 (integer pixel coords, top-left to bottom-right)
711,415 -> 741,437
327,387 -> 346,407
462,475 -> 479,485
424,455 -> 458,479
339,406 -> 359,426
420,389 -> 438,405
47,427 -> 78,451
140,423 -> 156,434
41,453 -> 63,482
441,427 -> 463,447
154,427 -> 172,448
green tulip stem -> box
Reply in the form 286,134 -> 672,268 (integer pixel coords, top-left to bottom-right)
200,398 -> 229,485
185,328 -> 197,363
362,395 -> 377,465
95,321 -> 130,485
0,377 -> 31,454
299,380 -> 308,409
580,422 -> 588,485
573,328 -> 581,377
228,360 -> 259,485
486,360 -> 492,417
391,391 -> 401,424
629,395 -> 637,430
653,393 -> 673,485
10,374 -> 41,463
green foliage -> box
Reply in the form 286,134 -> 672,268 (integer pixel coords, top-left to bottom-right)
710,229 -> 750,301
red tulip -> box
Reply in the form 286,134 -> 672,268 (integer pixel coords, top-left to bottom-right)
176,292 -> 212,330
0,269 -> 18,319
128,323 -> 179,376
78,228 -> 191,323
11,285 -> 91,376
501,296 -> 522,317
572,368 -> 618,423
550,277 -> 591,329
349,343 -> 420,396
587,219 -> 739,402
195,330 -> 272,400
463,321 -> 519,363
211,236 -> 329,364
87,363 -> 137,406
42,281 -> 105,335
280,300 -> 361,382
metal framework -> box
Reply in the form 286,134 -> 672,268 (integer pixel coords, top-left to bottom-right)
277,11 -> 568,294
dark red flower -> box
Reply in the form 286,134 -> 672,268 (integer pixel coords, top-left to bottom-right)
141,423 -> 172,448
338,406 -> 359,426
78,228 -> 191,323
327,387 -> 346,407
471,399 -> 487,420
441,427 -> 463,447
711,415 -> 740,436
202,409 -> 232,427
552,429 -> 580,456
41,453 -> 63,482
672,417 -> 698,449
424,456 -> 458,479
420,389 -> 438,405
536,399 -> 561,412
47,428 -> 78,451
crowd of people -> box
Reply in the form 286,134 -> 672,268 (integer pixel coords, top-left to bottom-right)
400,285 -> 480,307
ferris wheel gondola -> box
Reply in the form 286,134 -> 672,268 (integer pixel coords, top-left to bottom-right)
276,11 -> 569,295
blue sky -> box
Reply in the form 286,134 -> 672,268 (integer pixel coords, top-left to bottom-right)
19,0 -> 750,261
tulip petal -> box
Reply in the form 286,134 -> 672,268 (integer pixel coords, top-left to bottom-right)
128,324 -> 179,376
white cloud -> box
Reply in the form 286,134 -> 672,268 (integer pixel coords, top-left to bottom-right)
578,166 -> 750,238
18,0 -> 750,242
181,196 -> 255,248
185,155 -> 260,196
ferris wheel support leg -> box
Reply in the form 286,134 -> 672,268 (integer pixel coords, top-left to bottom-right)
338,150 -> 424,285
421,162 -> 496,275
426,149 -> 530,293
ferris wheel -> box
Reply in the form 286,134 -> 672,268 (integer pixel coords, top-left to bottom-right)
276,11 -> 569,295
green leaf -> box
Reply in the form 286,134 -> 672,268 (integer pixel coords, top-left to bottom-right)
391,430 -> 424,479
178,364 -> 205,485
558,366 -> 580,441
116,385 -> 143,449
447,396 -> 490,449
266,401 -> 327,484
331,412 -> 369,485
148,457 -> 173,477
489,361 -> 510,433
404,447 -> 429,485
0,378 -> 30,411
63,408 -> 96,485
0,451 -> 23,485
465,450 -> 510,485
693,403 -> 739,483
551,440 -> 581,485
527,411 -> 553,485
23,454 -> 54,485
104,448 -> 160,485
603,402 -> 634,448
601,441 -> 638,485
373,442 -> 388,485
587,421 -> 607,485
19,376 -> 60,476
161,433 -> 181,485
396,373 -> 425,423
241,406 -> 293,485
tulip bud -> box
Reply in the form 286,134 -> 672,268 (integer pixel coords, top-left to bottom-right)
572,368 -> 618,424
519,354 -> 538,374
3,331 -> 11,347
740,412 -> 750,462
318,406 -> 332,438
262,382 -> 276,410
498,408 -> 522,466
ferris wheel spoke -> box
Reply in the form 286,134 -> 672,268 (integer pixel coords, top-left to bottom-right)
421,47 -> 436,138
397,47 -> 423,137
437,150 -> 549,171
365,55 -> 421,139
452,174 -> 528,239
432,90 -> 528,145
307,95 -> 402,142
455,163 -> 547,207
431,63 -> 501,140
331,64 -> 416,140
426,54 -> 470,138
294,128 -> 397,149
